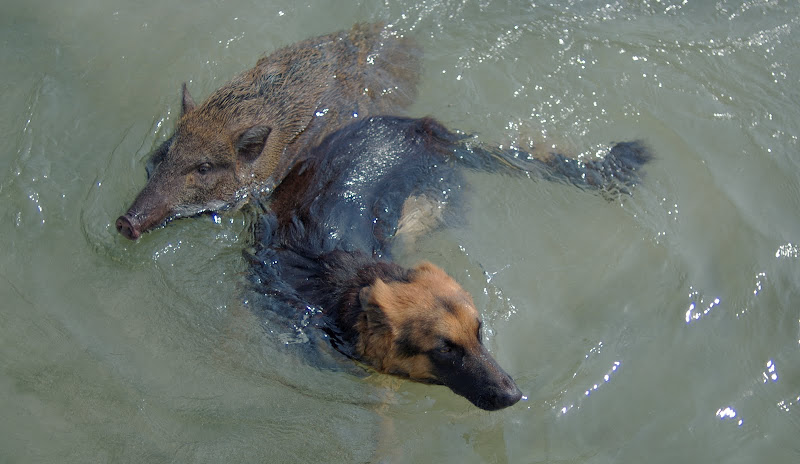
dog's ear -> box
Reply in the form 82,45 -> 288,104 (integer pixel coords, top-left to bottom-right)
412,261 -> 439,275
359,280 -> 391,332
356,280 -> 396,366
358,284 -> 374,310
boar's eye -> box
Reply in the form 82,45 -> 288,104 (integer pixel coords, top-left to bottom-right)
197,163 -> 213,175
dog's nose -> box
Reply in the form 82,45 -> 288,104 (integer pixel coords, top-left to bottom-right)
497,380 -> 523,408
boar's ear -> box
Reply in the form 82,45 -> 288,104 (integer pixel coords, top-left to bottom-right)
236,125 -> 271,162
181,83 -> 196,116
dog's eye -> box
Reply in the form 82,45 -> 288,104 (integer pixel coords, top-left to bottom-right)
438,346 -> 452,354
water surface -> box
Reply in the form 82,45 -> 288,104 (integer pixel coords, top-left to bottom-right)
2,0 -> 799,462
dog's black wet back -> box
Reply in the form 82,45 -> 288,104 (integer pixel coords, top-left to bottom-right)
258,116 -> 651,258
262,116 -> 466,259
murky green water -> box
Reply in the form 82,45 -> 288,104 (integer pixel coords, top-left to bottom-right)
2,0 -> 799,462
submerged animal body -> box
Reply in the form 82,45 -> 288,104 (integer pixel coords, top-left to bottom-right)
116,23 -> 420,240
248,116 -> 651,410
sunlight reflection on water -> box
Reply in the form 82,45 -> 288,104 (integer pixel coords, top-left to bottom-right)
2,0 -> 800,462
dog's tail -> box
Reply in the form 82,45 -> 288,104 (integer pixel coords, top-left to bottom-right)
447,133 -> 652,196
504,140 -> 651,194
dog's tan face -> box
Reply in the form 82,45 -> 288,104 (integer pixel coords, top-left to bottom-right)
356,262 -> 522,410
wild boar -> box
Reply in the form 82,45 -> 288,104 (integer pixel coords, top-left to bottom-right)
116,23 -> 420,240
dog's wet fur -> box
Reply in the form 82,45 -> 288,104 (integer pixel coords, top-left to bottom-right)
248,116 -> 650,410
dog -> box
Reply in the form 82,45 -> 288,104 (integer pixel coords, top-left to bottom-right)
247,116 -> 649,410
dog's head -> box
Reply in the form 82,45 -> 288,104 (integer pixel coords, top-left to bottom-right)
356,261 -> 522,410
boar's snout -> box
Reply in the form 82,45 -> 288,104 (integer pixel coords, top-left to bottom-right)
115,214 -> 142,241
115,203 -> 169,240
116,174 -> 174,240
